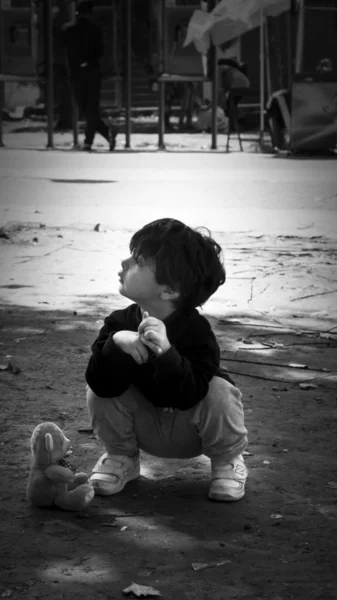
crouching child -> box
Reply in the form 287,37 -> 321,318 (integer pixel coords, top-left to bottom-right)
85,218 -> 248,501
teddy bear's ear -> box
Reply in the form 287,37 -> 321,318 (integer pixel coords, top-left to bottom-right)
45,433 -> 54,452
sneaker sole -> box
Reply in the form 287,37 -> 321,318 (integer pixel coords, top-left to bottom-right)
208,488 -> 246,502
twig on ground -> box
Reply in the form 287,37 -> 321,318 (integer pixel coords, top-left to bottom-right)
290,289 -> 337,302
229,371 -> 317,384
221,356 -> 330,372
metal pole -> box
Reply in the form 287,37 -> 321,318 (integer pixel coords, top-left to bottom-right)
264,17 -> 272,98
259,7 -> 265,146
0,7 -> 4,147
210,43 -> 218,150
44,0 -> 54,148
286,8 -> 293,90
158,0 -> 165,149
68,1 -> 78,148
0,79 -> 4,148
125,0 -> 131,148
208,0 -> 217,150
295,0 -> 305,74
71,91 -> 79,148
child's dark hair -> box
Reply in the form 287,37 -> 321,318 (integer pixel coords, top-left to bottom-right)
130,218 -> 226,310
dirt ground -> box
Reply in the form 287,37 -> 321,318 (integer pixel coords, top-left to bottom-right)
0,223 -> 337,600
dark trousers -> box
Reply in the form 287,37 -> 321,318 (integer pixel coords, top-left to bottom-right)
72,65 -> 110,146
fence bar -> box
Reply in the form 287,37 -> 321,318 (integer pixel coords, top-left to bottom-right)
259,8 -> 265,146
68,1 -> 78,148
44,0 -> 54,148
158,0 -> 165,149
125,0 -> 131,148
0,7 -> 5,147
208,0 -> 218,150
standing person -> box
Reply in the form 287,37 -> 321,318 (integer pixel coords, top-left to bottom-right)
62,0 -> 117,152
85,218 -> 248,502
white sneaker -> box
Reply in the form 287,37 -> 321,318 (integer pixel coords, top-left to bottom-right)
208,454 -> 248,502
89,453 -> 140,496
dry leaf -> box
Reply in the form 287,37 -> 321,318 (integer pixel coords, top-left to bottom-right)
123,582 -> 161,597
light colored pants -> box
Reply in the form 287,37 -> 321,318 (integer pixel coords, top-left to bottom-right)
86,377 -> 248,466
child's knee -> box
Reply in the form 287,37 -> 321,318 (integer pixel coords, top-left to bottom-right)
203,377 -> 243,414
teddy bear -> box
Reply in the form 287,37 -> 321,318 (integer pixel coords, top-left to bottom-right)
26,422 -> 95,511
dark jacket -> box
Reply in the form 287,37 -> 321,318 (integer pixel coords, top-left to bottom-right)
85,303 -> 234,411
62,17 -> 103,78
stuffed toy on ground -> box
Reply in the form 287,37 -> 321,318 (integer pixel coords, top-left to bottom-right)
27,422 -> 95,511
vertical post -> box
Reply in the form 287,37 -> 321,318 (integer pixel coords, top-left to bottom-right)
264,18 -> 272,99
286,8 -> 293,90
125,0 -> 131,148
68,1 -> 78,148
295,0 -> 305,75
208,0 -> 217,150
0,7 -> 4,147
71,90 -> 79,148
158,0 -> 165,149
259,7 -> 265,146
0,78 -> 3,148
44,0 -> 54,148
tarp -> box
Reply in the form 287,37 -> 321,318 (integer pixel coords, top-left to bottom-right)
184,0 -> 291,51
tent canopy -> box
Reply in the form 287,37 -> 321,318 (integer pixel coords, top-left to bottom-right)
184,0 -> 291,51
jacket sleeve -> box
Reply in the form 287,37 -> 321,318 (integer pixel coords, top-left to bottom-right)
150,321 -> 220,410
85,311 -> 137,398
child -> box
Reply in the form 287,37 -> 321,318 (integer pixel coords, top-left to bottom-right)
85,218 -> 248,502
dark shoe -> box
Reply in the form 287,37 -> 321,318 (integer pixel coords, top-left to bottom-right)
83,143 -> 92,152
109,127 -> 117,151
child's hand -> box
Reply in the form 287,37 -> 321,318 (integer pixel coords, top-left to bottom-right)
113,331 -> 149,365
138,312 -> 171,356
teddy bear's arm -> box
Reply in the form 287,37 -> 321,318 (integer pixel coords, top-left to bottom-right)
44,464 -> 75,483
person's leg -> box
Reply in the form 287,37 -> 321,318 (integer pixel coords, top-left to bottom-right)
87,384 -> 202,459
71,76 -> 85,121
191,376 -> 247,462
86,384 -> 202,495
87,385 -> 141,495
190,376 -> 248,501
71,75 -> 91,149
85,67 -> 117,149
83,68 -> 98,147
87,377 -> 248,500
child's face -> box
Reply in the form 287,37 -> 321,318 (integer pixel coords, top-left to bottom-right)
118,254 -> 163,305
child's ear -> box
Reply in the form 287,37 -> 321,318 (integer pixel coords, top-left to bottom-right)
45,433 -> 54,452
160,286 -> 180,302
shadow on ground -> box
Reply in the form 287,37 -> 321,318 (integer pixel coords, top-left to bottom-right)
0,302 -> 336,600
